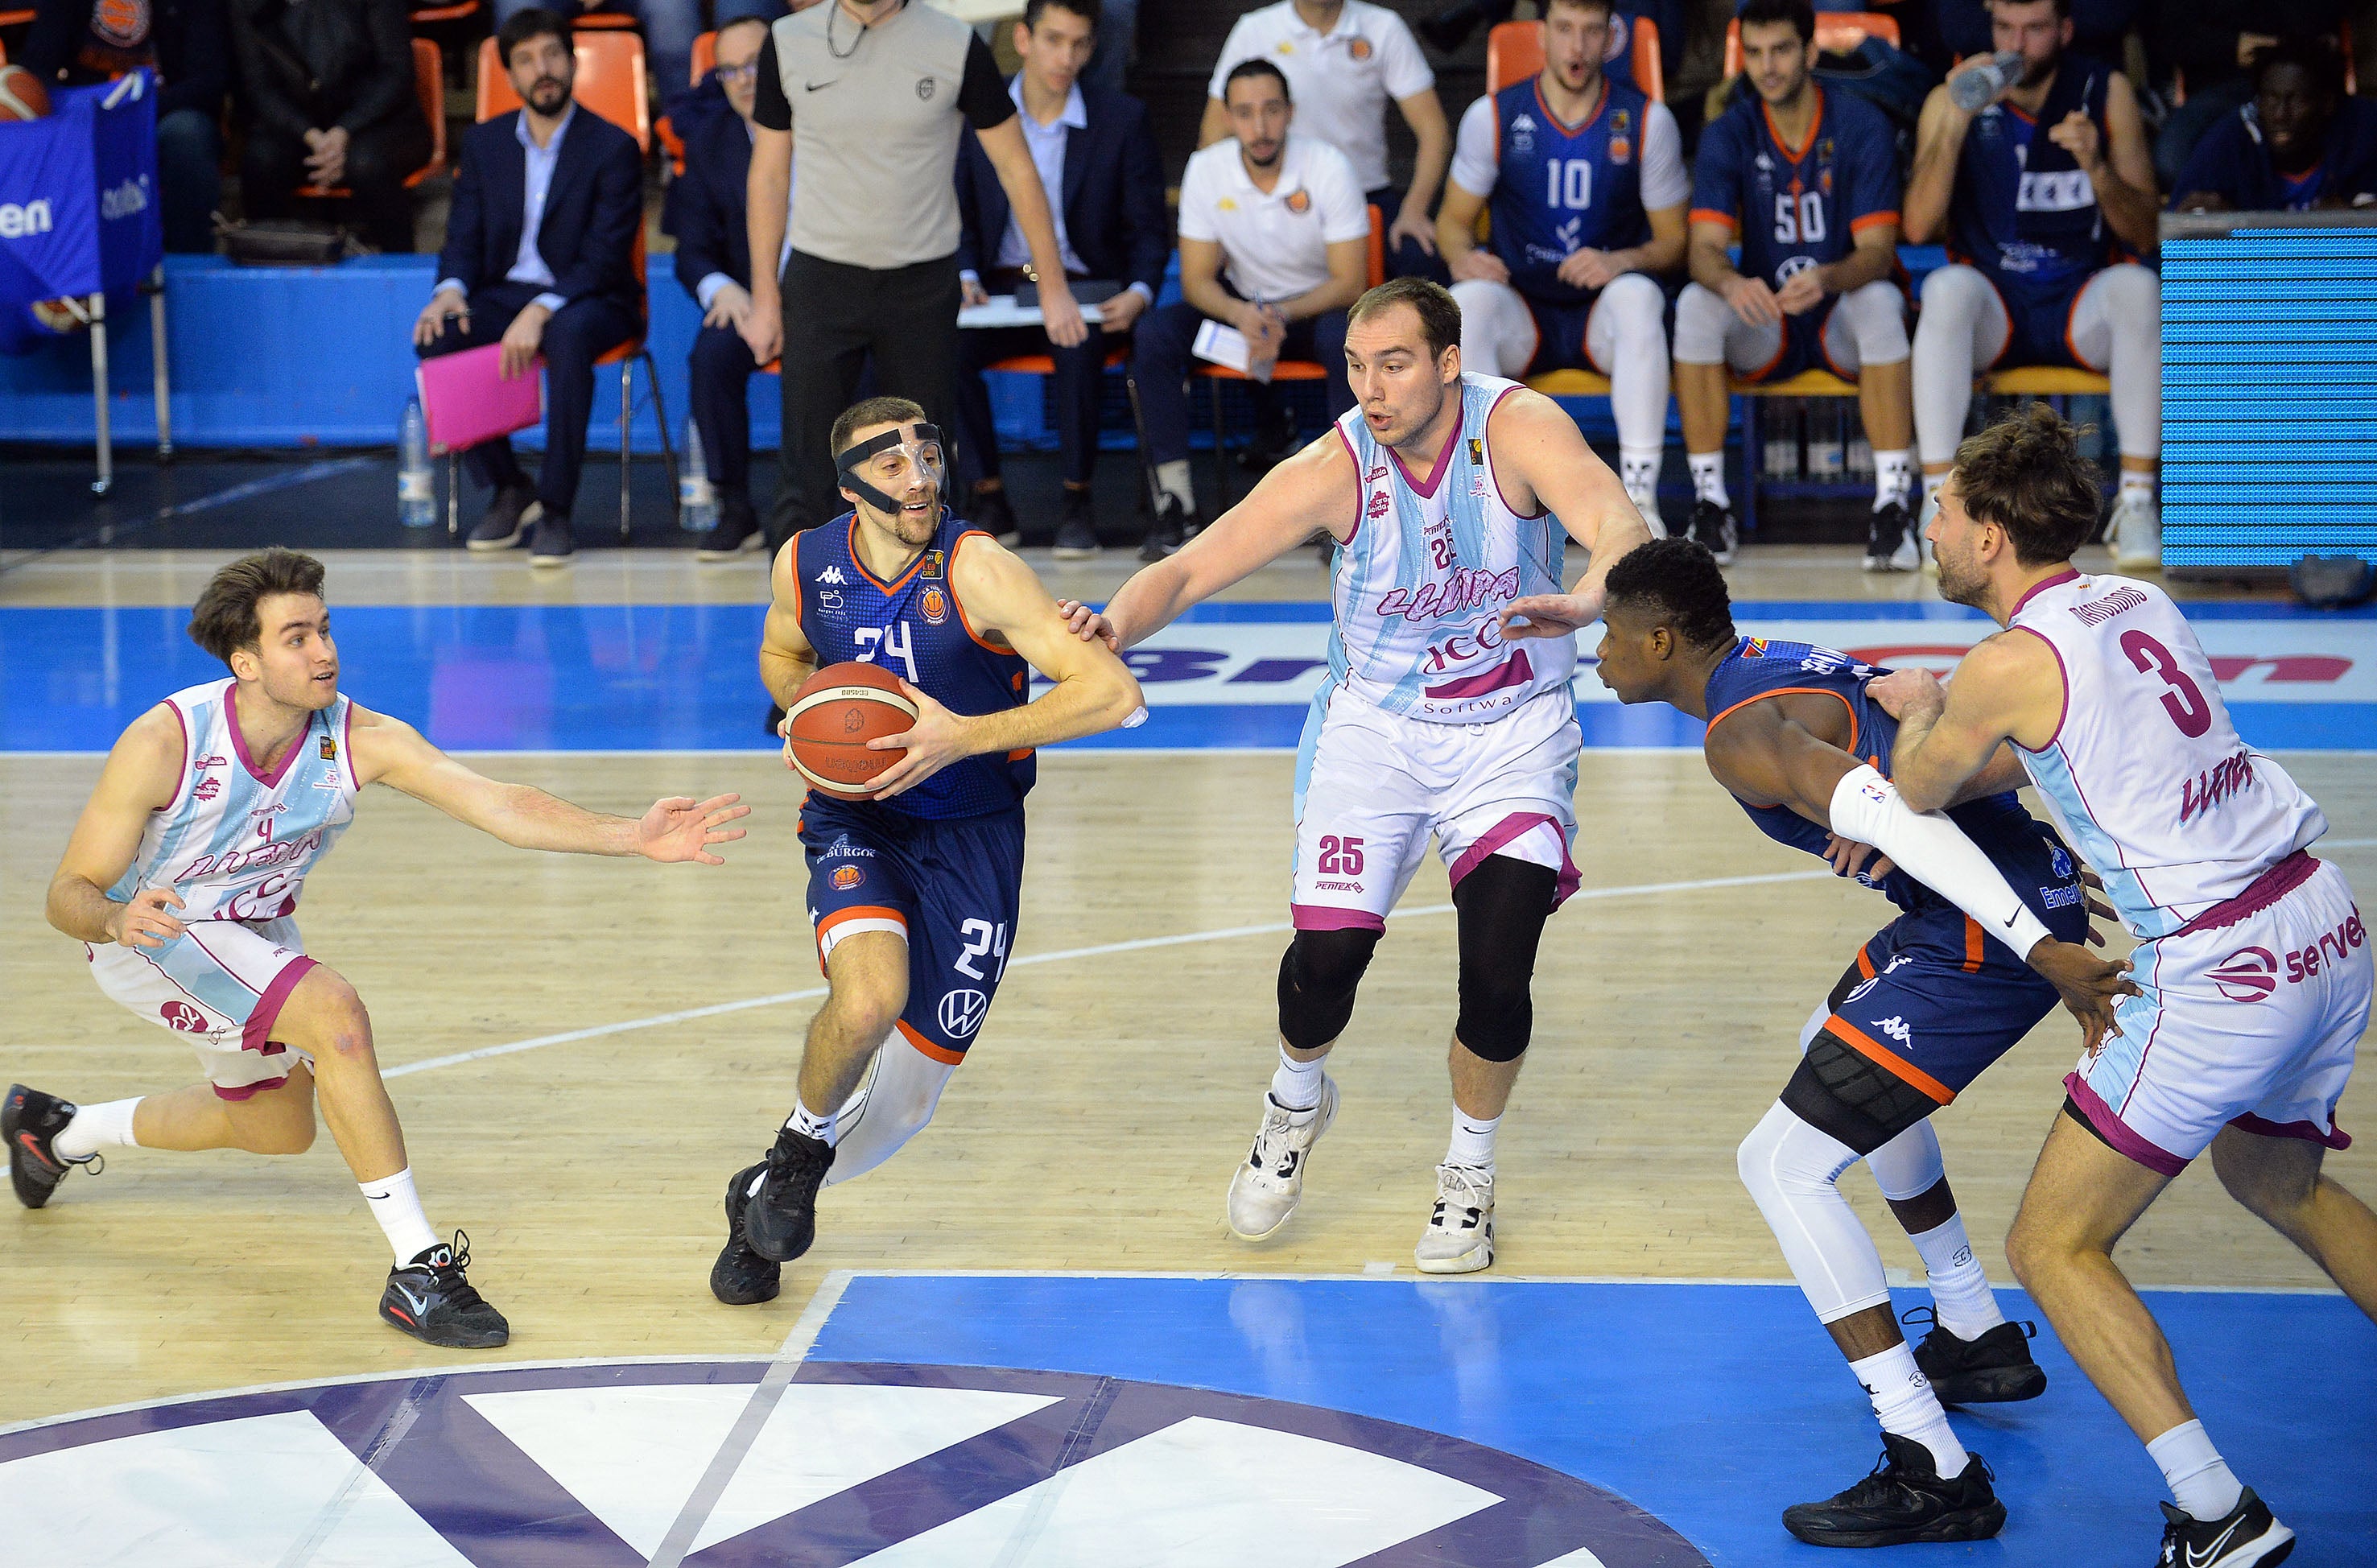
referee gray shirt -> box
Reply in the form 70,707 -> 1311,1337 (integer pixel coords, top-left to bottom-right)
753,1 -> 1017,270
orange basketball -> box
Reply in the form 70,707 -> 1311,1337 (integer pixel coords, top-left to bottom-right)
0,66 -> 52,122
785,661 -> 917,798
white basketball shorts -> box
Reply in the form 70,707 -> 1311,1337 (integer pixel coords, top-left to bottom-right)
87,916 -> 320,1099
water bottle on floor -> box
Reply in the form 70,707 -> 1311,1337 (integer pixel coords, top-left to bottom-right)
398,397 -> 436,528
679,419 -> 718,533
1807,402 -> 1845,480
1764,398 -> 1799,477
1950,52 -> 2024,111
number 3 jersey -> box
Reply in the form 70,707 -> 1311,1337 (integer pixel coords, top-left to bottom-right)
1689,84 -> 1900,290
794,509 -> 1034,820
2008,570 -> 2325,939
110,678 -> 360,922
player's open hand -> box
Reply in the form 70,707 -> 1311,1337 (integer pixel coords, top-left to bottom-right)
1864,666 -> 1946,723
2026,937 -> 2139,1056
1498,590 -> 1598,640
109,887 -> 187,950
634,793 -> 749,864
865,681 -> 974,800
1057,599 -> 1120,651
1822,831 -> 1894,884
1722,275 -> 1783,328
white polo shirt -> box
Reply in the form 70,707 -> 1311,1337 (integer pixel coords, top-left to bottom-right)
1206,0 -> 1433,194
1177,132 -> 1371,303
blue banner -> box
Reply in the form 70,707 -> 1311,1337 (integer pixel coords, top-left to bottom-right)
0,72 -> 161,350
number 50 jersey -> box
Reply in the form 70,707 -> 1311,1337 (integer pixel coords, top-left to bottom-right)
1689,84 -> 1901,290
794,510 -> 1035,820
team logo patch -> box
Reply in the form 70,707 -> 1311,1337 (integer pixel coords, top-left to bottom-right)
1286,189 -> 1311,213
2210,946 -> 2280,1003
319,736 -> 336,761
1348,35 -> 1372,59
159,1001 -> 208,1034
93,0 -> 145,47
1367,490 -> 1392,520
916,76 -> 935,101
920,586 -> 948,625
2051,845 -> 2074,880
192,777 -> 222,802
1467,438 -> 1484,465
1843,977 -> 1879,1005
1471,472 -> 1490,497
819,588 -> 844,612
939,988 -> 989,1039
1607,137 -> 1631,164
1743,638 -> 1770,658
831,865 -> 865,891
922,550 -> 944,580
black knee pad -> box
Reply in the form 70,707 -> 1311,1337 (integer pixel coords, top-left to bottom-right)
1277,928 -> 1380,1050
1455,981 -> 1533,1062
1781,1029 -> 1942,1156
1451,856 -> 1557,1063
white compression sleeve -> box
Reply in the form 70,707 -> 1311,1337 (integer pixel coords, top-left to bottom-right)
1827,765 -> 2053,961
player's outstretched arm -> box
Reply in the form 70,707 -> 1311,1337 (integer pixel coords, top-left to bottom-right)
865,538 -> 1145,800
348,706 -> 749,864
759,542 -> 819,712
45,704 -> 188,948
1064,433 -> 1360,650
1491,390 -> 1653,638
1870,632 -> 2063,814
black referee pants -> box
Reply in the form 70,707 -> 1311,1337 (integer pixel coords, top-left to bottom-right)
769,247 -> 961,546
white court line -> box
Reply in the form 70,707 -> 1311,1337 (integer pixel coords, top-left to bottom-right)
382,869 -> 1837,1080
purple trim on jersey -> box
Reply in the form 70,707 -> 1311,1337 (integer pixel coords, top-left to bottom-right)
2009,567 -> 2082,619
229,699 -> 308,788
161,697 -> 193,814
1335,423 -> 1365,546
2230,1108 -> 2352,1151
1484,382 -> 1545,518
2173,849 -> 2319,938
2007,624 -> 2070,750
241,953 -> 319,1054
213,1073 -> 291,1103
1292,904 -> 1389,933
2065,1069 -> 2189,1176
1390,415 -> 1461,499
1448,811 -> 1583,908
340,702 -> 358,793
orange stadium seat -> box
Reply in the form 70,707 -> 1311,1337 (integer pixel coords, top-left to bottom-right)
477,31 -> 650,153
1487,15 -> 1665,100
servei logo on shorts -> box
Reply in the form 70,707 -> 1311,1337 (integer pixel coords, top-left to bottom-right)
2214,913 -> 2368,1001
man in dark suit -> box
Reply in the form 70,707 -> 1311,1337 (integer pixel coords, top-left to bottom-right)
411,8 -> 643,566
953,0 -> 1168,557
661,15 -> 774,559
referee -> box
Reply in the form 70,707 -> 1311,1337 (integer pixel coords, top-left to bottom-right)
741,0 -> 1087,547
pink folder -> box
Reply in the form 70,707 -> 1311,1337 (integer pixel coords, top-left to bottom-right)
416,344 -> 545,454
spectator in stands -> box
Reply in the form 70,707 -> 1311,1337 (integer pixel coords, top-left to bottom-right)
953,0 -> 1169,559
411,8 -> 643,567
740,0 -> 1085,549
490,0 -> 781,126
1200,0 -> 1450,286
1904,0 -> 2163,567
20,0 -> 229,252
1675,0 -> 1913,568
1933,0 -> 2140,71
1436,0 -> 1687,528
2172,35 -> 2377,210
2144,0 -> 2342,189
227,0 -> 430,253
662,15 -> 777,561
1133,59 -> 1369,557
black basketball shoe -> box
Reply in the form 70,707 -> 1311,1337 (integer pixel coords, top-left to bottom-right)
6,1083 -> 86,1209
2156,1489 -> 2295,1568
1906,1308 -> 2048,1405
380,1232 -> 510,1348
742,1126 -> 835,1263
1687,499 -> 1739,565
1864,500 -> 1919,572
1782,1434 -> 2006,1547
711,1161 -> 782,1306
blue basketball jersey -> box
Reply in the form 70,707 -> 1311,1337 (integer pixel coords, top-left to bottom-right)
1948,58 -> 2118,295
1703,638 -> 2081,962
2171,95 -> 2377,213
1488,76 -> 1654,304
1690,85 -> 1901,291
794,510 -> 1034,820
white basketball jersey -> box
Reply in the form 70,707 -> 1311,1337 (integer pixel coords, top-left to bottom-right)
109,679 -> 361,923
2009,571 -> 2325,939
1327,373 -> 1574,723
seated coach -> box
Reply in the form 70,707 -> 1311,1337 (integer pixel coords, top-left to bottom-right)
411,7 -> 643,567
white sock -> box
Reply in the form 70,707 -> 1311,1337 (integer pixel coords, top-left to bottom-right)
1270,1043 -> 1325,1112
360,1167 -> 441,1265
1687,452 -> 1728,509
1873,448 -> 1913,510
54,1097 -> 142,1161
2148,1419 -> 2244,1521
2119,468 -> 2155,498
1904,1216 -> 2007,1340
1922,469 -> 1947,502
1619,445 -> 1664,497
1849,1341 -> 1969,1479
1155,459 -> 1195,512
787,1096 -> 837,1148
1446,1108 -> 1500,1172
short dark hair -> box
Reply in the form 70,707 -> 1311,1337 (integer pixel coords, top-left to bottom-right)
1603,536 -> 1737,651
1950,403 -> 2103,567
497,6 -> 572,70
1737,0 -> 1815,43
1347,277 -> 1463,363
1223,57 -> 1291,104
714,14 -> 770,47
832,395 -> 931,455
2251,33 -> 2347,97
1544,0 -> 1620,22
188,549 -> 327,666
1988,0 -> 2072,21
1022,0 -> 1100,32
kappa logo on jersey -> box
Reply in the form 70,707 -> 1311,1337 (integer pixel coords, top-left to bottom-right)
831,865 -> 865,891
939,987 -> 988,1039
2210,946 -> 2280,1003
158,1001 -> 208,1034
1877,1016 -> 1913,1046
1510,111 -> 1537,152
818,566 -> 848,585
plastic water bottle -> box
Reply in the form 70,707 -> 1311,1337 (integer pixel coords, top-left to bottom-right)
1806,402 -> 1846,479
398,397 -> 436,528
679,419 -> 719,533
1950,52 -> 2024,111
1764,398 -> 1800,477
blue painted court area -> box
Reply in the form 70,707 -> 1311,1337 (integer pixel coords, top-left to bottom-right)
4,600 -> 2371,753
811,1273 -> 2377,1566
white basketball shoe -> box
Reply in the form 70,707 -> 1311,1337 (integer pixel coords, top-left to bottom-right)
1414,1162 -> 1496,1273
1626,482 -> 1669,539
1225,1079 -> 1338,1241
2108,487 -> 2162,571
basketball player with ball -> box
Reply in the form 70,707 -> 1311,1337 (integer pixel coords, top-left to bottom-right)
710,397 -> 1142,1306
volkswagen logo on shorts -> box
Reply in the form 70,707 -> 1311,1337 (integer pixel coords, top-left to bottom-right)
939,988 -> 988,1038
159,1001 -> 208,1034
2210,946 -> 2280,1003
